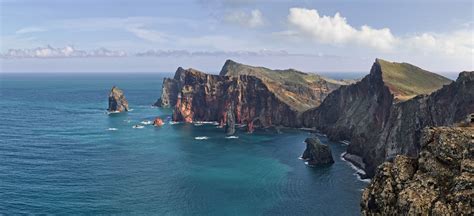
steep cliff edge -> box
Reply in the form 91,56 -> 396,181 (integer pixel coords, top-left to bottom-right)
219,59 -> 348,111
166,67 -> 300,128
361,126 -> 474,215
302,59 -> 469,177
155,60 -> 350,129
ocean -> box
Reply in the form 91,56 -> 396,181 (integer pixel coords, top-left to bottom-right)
0,73 -> 368,215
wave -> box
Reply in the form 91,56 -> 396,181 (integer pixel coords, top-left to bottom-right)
132,125 -> 144,129
193,123 -> 203,126
225,136 -> 239,139
169,121 -> 181,125
340,152 -> 371,183
106,110 -> 121,115
141,120 -> 153,125
340,140 -> 350,145
194,136 -> 209,140
107,128 -> 118,131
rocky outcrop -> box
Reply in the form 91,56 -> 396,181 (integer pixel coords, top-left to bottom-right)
361,126 -> 474,215
302,59 -> 472,177
108,86 -> 129,112
224,102 -> 236,135
153,117 -> 164,126
301,137 -> 334,166
167,67 -> 299,129
155,60 -> 348,130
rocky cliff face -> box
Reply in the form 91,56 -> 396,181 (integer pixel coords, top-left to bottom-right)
361,126 -> 474,215
165,67 -> 300,129
156,60 -> 349,129
108,86 -> 129,112
302,59 -> 471,177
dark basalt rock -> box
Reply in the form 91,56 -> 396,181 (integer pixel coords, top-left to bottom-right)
302,59 -> 473,177
361,126 -> 474,215
301,137 -> 334,166
108,86 -> 129,112
225,102 -> 236,136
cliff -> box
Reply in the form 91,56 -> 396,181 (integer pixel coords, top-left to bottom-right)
156,60 -> 349,129
165,67 -> 300,128
108,86 -> 129,112
302,59 -> 470,177
219,59 -> 348,111
361,126 -> 474,215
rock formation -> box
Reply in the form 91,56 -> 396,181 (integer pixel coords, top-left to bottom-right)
153,117 -> 164,126
156,60 -> 349,130
302,59 -> 471,177
224,102 -> 236,135
108,86 -> 129,112
301,137 -> 334,166
361,126 -> 474,215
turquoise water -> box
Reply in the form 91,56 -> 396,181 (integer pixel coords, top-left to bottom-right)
0,73 -> 368,215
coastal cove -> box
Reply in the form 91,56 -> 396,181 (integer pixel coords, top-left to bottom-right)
0,73 -> 368,215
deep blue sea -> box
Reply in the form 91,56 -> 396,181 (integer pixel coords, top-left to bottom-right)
0,73 -> 368,215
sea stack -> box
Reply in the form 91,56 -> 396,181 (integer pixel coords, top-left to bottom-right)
225,102 -> 236,136
108,86 -> 129,112
301,137 -> 334,166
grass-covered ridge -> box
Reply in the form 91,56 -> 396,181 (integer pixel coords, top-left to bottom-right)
219,59 -> 350,112
376,59 -> 452,101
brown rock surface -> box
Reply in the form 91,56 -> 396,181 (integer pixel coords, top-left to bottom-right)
108,86 -> 129,112
361,126 -> 474,215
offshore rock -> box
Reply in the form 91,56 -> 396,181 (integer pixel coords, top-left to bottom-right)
153,117 -> 164,126
302,59 -> 472,177
301,137 -> 335,166
108,86 -> 129,112
224,102 -> 236,135
361,126 -> 474,215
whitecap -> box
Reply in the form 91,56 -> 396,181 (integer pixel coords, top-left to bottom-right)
141,120 -> 153,125
132,125 -> 144,129
340,152 -> 371,183
107,110 -> 121,115
225,136 -> 239,139
193,123 -> 203,126
107,128 -> 118,131
194,136 -> 209,140
169,121 -> 180,125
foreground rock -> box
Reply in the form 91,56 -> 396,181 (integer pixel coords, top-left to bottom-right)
361,126 -> 474,215
301,137 -> 334,166
302,59 -> 472,177
108,86 -> 129,112
155,60 -> 349,130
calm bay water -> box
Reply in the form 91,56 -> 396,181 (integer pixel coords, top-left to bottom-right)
0,73 -> 367,215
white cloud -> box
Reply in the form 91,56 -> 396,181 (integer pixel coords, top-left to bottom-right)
15,27 -> 47,34
225,9 -> 264,28
405,30 -> 473,56
1,45 -> 127,58
126,27 -> 167,43
287,8 -> 396,51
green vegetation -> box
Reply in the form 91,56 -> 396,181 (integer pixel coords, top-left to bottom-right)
219,60 -> 349,112
376,59 -> 452,101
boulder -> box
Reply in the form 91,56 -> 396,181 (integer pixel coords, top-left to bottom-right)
301,137 -> 334,166
153,117 -> 164,127
108,86 -> 129,112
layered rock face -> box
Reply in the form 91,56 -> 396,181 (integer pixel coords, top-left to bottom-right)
302,59 -> 470,177
361,126 -> 474,215
301,137 -> 334,166
164,67 -> 300,128
156,60 -> 349,129
219,59 -> 348,111
108,86 -> 129,112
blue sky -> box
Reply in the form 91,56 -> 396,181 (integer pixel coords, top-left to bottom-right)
1,0 -> 472,73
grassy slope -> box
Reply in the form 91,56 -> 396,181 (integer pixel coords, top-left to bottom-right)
219,60 -> 348,112
377,59 -> 452,101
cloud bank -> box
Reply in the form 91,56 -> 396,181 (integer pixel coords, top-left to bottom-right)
287,8 -> 473,55
1,45 -> 127,58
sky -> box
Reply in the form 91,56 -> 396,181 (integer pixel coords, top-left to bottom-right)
0,0 -> 473,73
